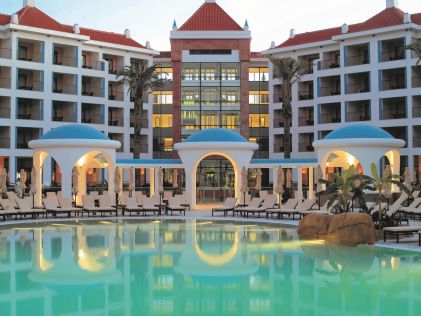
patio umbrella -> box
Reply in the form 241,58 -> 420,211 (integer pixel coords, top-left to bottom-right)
411,169 -> 418,184
29,166 -> 37,208
114,167 -> 122,204
128,167 -> 135,197
172,169 -> 179,189
20,169 -> 27,193
158,167 -> 164,195
275,167 -> 284,207
240,167 -> 248,206
383,165 -> 392,198
255,169 -> 262,193
316,165 -> 323,193
72,167 -> 79,200
403,167 -> 412,193
286,169 -> 292,189
0,169 -> 7,198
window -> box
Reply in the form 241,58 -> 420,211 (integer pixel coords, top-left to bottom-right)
249,91 -> 269,104
153,91 -> 173,105
249,114 -> 269,128
152,114 -> 173,128
222,88 -> 240,105
156,67 -> 173,81
163,138 -> 173,151
249,68 -> 269,82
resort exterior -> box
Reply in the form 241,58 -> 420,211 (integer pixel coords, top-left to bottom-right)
0,0 -> 421,315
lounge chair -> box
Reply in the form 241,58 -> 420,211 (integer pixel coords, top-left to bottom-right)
240,196 -> 277,218
141,197 -> 160,216
176,192 -> 190,211
238,193 -> 252,207
383,226 -> 421,243
0,198 -> 18,221
43,198 -> 76,218
163,191 -> 173,201
16,197 -> 45,219
267,199 -> 315,220
58,197 -> 82,215
212,197 -> 238,217
135,191 -> 144,205
259,191 -> 269,199
98,194 -> 118,216
167,197 -> 187,216
6,192 -> 19,208
122,196 -> 143,216
386,193 -> 409,217
234,198 -> 263,217
82,195 -> 100,216
401,198 -> 421,219
265,199 -> 300,219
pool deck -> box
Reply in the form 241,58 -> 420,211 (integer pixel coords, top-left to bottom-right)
1,207 -> 420,253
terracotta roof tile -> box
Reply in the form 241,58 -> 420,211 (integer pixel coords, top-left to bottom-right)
0,13 -> 11,25
179,2 -> 243,31
156,51 -> 171,58
251,52 -> 265,58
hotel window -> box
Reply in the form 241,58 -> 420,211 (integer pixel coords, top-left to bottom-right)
221,87 -> 240,105
249,68 -> 269,82
201,67 -> 218,80
201,112 -> 219,129
182,63 -> 200,80
201,88 -> 220,105
221,63 -> 240,80
163,138 -> 173,151
221,111 -> 240,129
156,67 -> 173,81
249,91 -> 269,104
181,88 -> 200,106
153,91 -> 173,105
152,114 -> 172,128
181,111 -> 200,130
249,114 -> 269,128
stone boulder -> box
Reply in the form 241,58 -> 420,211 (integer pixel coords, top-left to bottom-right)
298,213 -> 376,246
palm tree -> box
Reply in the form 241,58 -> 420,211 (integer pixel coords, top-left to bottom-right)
406,40 -> 421,64
117,61 -> 165,159
270,57 -> 306,159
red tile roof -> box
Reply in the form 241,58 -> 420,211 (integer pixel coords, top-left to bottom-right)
156,51 -> 171,58
179,2 -> 243,31
276,8 -> 420,49
251,52 -> 265,58
0,6 -> 146,49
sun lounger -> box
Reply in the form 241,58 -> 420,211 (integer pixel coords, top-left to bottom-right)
98,194 -> 118,216
386,193 -> 409,217
123,196 -> 143,216
383,226 -> 421,243
238,193 -> 252,207
167,197 -> 186,216
135,191 -> 144,205
400,198 -> 421,219
212,197 -> 238,217
15,197 -> 45,219
234,198 -> 263,217
0,198 -> 19,221
141,197 -> 160,216
43,198 -> 76,218
6,192 -> 19,208
58,196 -> 82,215
298,200 -> 339,217
265,199 -> 300,219
240,196 -> 277,218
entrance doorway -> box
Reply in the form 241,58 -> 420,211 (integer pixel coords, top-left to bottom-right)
196,155 -> 234,204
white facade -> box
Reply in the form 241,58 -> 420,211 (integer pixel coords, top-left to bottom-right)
264,5 -> 421,177
0,10 -> 158,185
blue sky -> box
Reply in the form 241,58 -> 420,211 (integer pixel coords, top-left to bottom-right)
1,0 -> 421,51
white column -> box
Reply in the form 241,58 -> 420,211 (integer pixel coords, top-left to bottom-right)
308,167 -> 314,199
234,165 -> 242,202
60,165 -> 73,199
185,168 -> 196,210
107,165 -> 115,204
149,168 -> 155,197
297,168 -> 303,200
34,164 -> 43,208
77,167 -> 87,206
272,167 -> 279,204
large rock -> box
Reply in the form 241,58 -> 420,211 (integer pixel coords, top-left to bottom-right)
298,213 -> 376,246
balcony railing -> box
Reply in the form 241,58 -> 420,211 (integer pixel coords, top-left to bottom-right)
0,107 -> 11,119
0,77 -> 11,89
273,119 -> 284,128
53,84 -> 76,95
18,52 -> 42,63
108,91 -> 125,101
381,110 -> 406,120
17,112 -> 35,120
319,114 -> 341,124
81,115 -> 104,124
298,117 -> 314,126
347,111 -> 370,122
299,143 -> 314,152
273,144 -> 284,153
108,65 -> 123,75
346,83 -> 370,94
412,76 -> 421,88
273,94 -> 284,103
318,58 -> 340,70
82,60 -> 104,71
381,79 -> 405,90
380,51 -> 405,62
82,86 -> 104,97
345,54 -> 369,66
413,106 -> 421,118
0,48 -> 11,59
108,116 -> 124,127
53,55 -> 77,67
319,86 -> 340,97
413,136 -> 421,148
18,80 -> 42,91
298,93 -> 313,101
130,119 -> 149,128
0,137 -> 10,148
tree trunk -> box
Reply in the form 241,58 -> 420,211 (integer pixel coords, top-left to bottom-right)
283,103 -> 292,159
133,95 -> 144,188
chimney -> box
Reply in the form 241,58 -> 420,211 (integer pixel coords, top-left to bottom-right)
403,12 -> 411,24
289,28 -> 296,39
342,23 -> 349,34
205,0 -> 216,3
124,29 -> 130,39
146,41 -> 151,49
386,0 -> 399,8
73,24 -> 80,34
270,41 -> 275,49
23,0 -> 35,7
11,14 -> 19,24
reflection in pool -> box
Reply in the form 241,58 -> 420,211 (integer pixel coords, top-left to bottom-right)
0,220 -> 420,316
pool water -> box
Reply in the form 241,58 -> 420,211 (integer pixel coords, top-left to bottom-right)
0,220 -> 420,316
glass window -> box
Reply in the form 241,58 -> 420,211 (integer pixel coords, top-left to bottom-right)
249,67 -> 269,82
249,114 -> 269,128
153,91 -> 173,105
181,111 -> 200,130
201,63 -> 219,81
163,138 -> 173,151
201,111 -> 219,129
182,64 -> 200,80
156,67 -> 173,81
221,87 -> 240,105
201,88 -> 220,105
181,88 -> 200,106
221,63 -> 240,80
249,91 -> 269,104
221,111 -> 240,129
152,114 -> 173,128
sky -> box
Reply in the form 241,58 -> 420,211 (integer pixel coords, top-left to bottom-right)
1,0 -> 421,51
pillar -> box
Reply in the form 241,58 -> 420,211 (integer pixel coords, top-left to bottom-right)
185,168 -> 196,210
60,165 -> 73,199
234,165 -> 242,202
154,168 -> 160,196
308,167 -> 314,199
34,164 -> 43,208
297,167 -> 303,200
107,165 -> 115,204
76,167 -> 87,206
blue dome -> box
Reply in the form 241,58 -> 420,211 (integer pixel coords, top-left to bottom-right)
324,124 -> 394,140
184,129 -> 248,143
41,125 -> 108,141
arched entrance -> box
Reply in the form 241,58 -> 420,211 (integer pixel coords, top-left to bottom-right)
196,155 -> 235,204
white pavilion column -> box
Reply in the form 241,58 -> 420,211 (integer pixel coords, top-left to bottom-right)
272,167 -> 279,204
107,165 -> 115,204
297,168 -> 303,200
149,168 -> 155,197
77,167 -> 87,206
234,165 -> 242,202
60,164 -> 73,199
308,167 -> 314,199
34,164 -> 43,208
185,168 -> 196,210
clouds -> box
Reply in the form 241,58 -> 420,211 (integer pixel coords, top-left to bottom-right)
1,0 -> 421,51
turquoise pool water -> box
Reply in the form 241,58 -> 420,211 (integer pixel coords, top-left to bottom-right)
0,220 -> 420,316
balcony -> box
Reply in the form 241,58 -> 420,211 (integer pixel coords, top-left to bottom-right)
108,107 -> 124,127
130,109 -> 148,128
108,82 -> 125,101
53,43 -> 78,67
380,97 -> 406,120
379,38 -> 405,62
108,133 -> 124,152
318,50 -> 340,70
82,76 -> 104,97
298,133 -> 314,152
16,98 -> 42,121
0,126 -> 10,148
298,81 -> 314,100
52,101 -> 77,122
346,100 -> 370,122
413,96 -> 421,118
345,72 -> 370,94
273,109 -> 284,128
319,102 -> 341,124
383,126 -> 407,146
103,54 -> 124,75
298,107 -> 314,126
0,97 -> 10,119
345,43 -> 369,66
318,76 -> 341,97
0,38 -> 12,59
53,73 -> 77,95
82,51 -> 104,71
17,38 -> 43,63
380,68 -> 406,91
0,66 -> 11,89
16,127 -> 41,149
273,84 -> 283,103
130,135 -> 148,153
81,103 -> 104,125
273,134 -> 285,153
17,69 -> 43,91
412,66 -> 421,88
297,53 -> 319,75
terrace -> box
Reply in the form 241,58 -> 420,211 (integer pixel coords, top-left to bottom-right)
0,126 -> 10,148
53,43 -> 78,67
82,76 -> 104,97
298,133 -> 314,152
380,68 -> 406,90
346,100 -> 370,122
16,98 -> 42,120
318,50 -> 340,70
380,97 -> 407,120
379,38 -> 406,62
17,68 -> 43,91
103,54 -> 124,75
52,73 -> 77,95
345,43 -> 370,66
318,75 -> 341,97
82,50 -> 104,71
81,103 -> 104,124
52,101 -> 77,122
0,66 -> 11,89
16,127 -> 41,149
17,38 -> 43,63
0,96 -> 11,119
319,102 -> 341,124
298,107 -> 314,127
345,72 -> 370,94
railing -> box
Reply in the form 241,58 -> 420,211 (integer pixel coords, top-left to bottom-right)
273,94 -> 284,103
298,93 -> 313,100
82,60 -> 104,71
413,105 -> 421,118
319,113 -> 341,124
181,124 -> 200,130
181,100 -> 200,106
221,99 -> 241,106
0,107 -> 10,119
81,114 -> 104,124
0,77 -> 11,89
273,144 -> 284,153
381,79 -> 406,90
302,65 -> 314,75
380,50 -> 405,62
346,111 -> 370,122
412,76 -> 421,88
53,55 -> 77,67
345,54 -> 369,66
413,137 -> 421,148
273,119 -> 284,128
16,139 -> 33,149
108,65 -> 123,75
18,51 -> 43,63
17,112 -> 37,120
298,117 -> 314,126
319,86 -> 341,97
108,116 -> 124,127
53,84 -> 76,95
181,75 -> 241,81
0,137 -> 10,148
0,48 -> 11,59
346,83 -> 370,94
18,80 -> 42,91
381,110 -> 406,120
299,143 -> 314,152
108,91 -> 125,101
82,86 -> 104,97
318,58 -> 340,70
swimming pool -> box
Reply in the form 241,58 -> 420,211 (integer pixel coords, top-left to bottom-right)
0,220 -> 420,316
